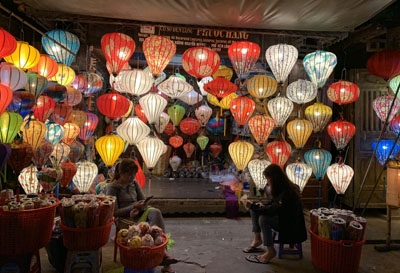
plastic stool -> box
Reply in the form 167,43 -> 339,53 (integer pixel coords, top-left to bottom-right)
273,232 -> 303,259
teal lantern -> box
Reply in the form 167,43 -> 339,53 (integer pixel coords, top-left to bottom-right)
303,50 -> 337,89
45,120 -> 65,145
304,148 -> 332,181
372,139 -> 400,166
42,29 -> 80,66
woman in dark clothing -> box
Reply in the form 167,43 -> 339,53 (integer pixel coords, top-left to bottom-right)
242,164 -> 307,264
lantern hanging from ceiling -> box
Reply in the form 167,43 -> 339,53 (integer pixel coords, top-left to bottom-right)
371,139 -> 400,166
68,140 -> 85,163
246,74 -> 278,101
197,135 -> 209,150
4,41 -> 40,70
119,69 -> 153,96
42,29 -> 80,66
183,141 -> 196,158
304,148 -> 332,181
20,118 -> 46,151
63,86 -> 82,107
81,72 -> 103,97
73,160 -> 98,193
78,111 -> 99,144
7,91 -> 35,118
96,91 -> 130,120
168,104 -> 186,127
228,41 -> 260,79
25,72 -> 48,99
154,112 -> 170,134
207,92 -> 238,110
49,63 -> 76,86
18,165 -> 41,194
327,119 -> 356,151
389,115 -> 400,135
206,117 -> 224,135
195,104 -> 213,127
389,75 -> 400,96
265,140 -> 292,169
366,49 -> 400,81
116,116 -> 150,145
32,139 -> 53,170
265,43 -> 298,85
62,122 -> 80,146
137,135 -> 165,170
304,102 -> 332,133
45,120 -> 64,145
59,159 -> 77,188
228,140 -> 254,172
373,95 -> 400,123
0,111 -> 23,144
210,142 -> 222,158
0,27 -> 17,58
0,143 -> 11,171
327,80 -> 360,105
71,72 -> 88,91
66,110 -> 87,127
229,96 -> 255,127
143,35 -> 176,77
203,76 -> 237,100
51,102 -> 72,126
139,91 -> 168,125
197,76 -> 213,96
107,61 -> 130,79
248,158 -> 271,190
169,155 -> 181,172
50,142 -> 70,167
180,117 -> 201,136
28,54 -> 58,79
134,103 -> 148,124
169,135 -> 183,149
179,90 -> 203,106
0,62 -> 28,91
286,118 -> 313,149
42,81 -> 67,103
37,166 -> 63,193
163,122 -> 176,135
212,65 -> 234,81
248,114 -> 275,145
101,32 -> 135,76
182,46 -> 220,79
158,75 -> 193,99
95,134 -> 125,167
286,79 -> 317,105
303,50 -> 337,88
0,84 -> 12,116
327,162 -> 354,194
8,141 -> 34,174
286,161 -> 312,193
33,95 -> 55,122
267,96 -> 294,127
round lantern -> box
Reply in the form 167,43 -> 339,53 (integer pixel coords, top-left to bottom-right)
81,72 -> 103,97
327,162 -> 354,194
206,117 -> 224,135
101,32 -> 135,76
72,72 -> 89,92
209,142 -> 222,158
373,95 -> 400,123
286,79 -> 317,105
18,165 -> 41,194
0,84 -> 12,116
305,102 -> 332,133
0,62 -> 28,91
0,27 -> 17,58
62,122 -> 80,146
63,86 -> 82,106
203,77 -> 237,100
25,72 -> 48,99
179,90 -> 203,106
248,158 -> 271,189
246,74 -> 278,100
158,75 -> 193,99
33,95 -> 56,122
248,114 -> 275,145
42,81 -> 67,103
95,134 -> 124,168
7,91 -> 35,118
143,35 -> 176,77
4,41 -> 40,70
169,135 -> 183,149
0,111 -> 22,144
116,116 -> 150,145
197,76 -> 213,96
0,143 -> 11,171
390,115 -> 400,135
327,80 -> 360,105
154,112 -> 170,134
68,140 -> 85,163
60,159 -> 77,188
182,46 -> 220,79
20,118 -> 47,151
303,50 -> 337,88
139,92 -> 168,125
265,43 -> 298,85
286,162 -> 312,193
304,148 -> 332,181
50,142 -> 70,167
366,49 -> 400,80
213,65 -> 234,81
168,104 -> 186,127
228,41 -> 260,79
228,140 -> 254,172
265,140 -> 292,168
286,118 -> 313,149
183,141 -> 196,158
163,122 -> 176,135
73,160 -> 98,193
42,29 -> 80,66
179,117 -> 201,136
49,63 -> 76,86
371,139 -> 400,166
169,155 -> 182,172
267,96 -> 294,127
229,96 -> 255,127
327,119 -> 356,151
32,139 -> 53,169
195,104 -> 213,127
66,110 -> 87,127
28,54 -> 58,79
8,141 -> 34,174
45,120 -> 64,145
78,111 -> 99,144
96,91 -> 130,119
137,135 -> 166,170
51,102 -> 73,125
119,69 -> 153,96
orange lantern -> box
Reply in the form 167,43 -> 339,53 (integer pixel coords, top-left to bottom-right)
62,122 -> 80,146
0,84 -> 12,116
32,139 -> 53,169
60,159 -> 77,188
182,46 -> 220,79
286,118 -> 313,149
143,35 -> 176,77
163,122 -> 176,135
209,142 -> 222,158
51,102 -> 72,125
265,140 -> 292,168
228,41 -> 260,79
28,54 -> 58,79
179,117 -> 201,136
33,95 -> 56,122
96,91 -> 130,119
248,114 -> 275,145
169,135 -> 183,149
203,77 -> 237,100
327,80 -> 360,105
134,103 -> 149,124
366,49 -> 400,80
228,140 -> 254,172
20,118 -> 47,151
0,27 -> 17,58
183,141 -> 196,158
229,96 -> 255,127
63,85 -> 82,106
327,119 -> 356,151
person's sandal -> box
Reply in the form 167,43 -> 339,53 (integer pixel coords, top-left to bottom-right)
242,246 -> 264,253
160,255 -> 179,266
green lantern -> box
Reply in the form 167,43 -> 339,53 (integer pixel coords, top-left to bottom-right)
0,111 -> 23,144
196,135 -> 209,151
168,104 -> 186,127
25,72 -> 48,99
390,75 -> 400,97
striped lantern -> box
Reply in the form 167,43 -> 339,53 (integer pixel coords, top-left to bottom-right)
73,160 -> 98,193
25,72 -> 48,99
0,62 -> 28,91
4,41 -> 40,70
179,90 -> 203,106
28,54 -> 58,79
305,102 -> 332,133
62,122 -> 80,146
32,95 -> 55,122
45,120 -> 65,145
0,111 -> 23,144
42,29 -> 80,66
49,63 -> 76,86
248,114 -> 275,145
182,46 -> 220,79
143,35 -> 176,77
78,111 -> 99,144
119,69 -> 153,96
50,142 -> 70,167
286,161 -> 313,193
20,118 -> 47,151
265,43 -> 298,85
228,140 -> 254,172
139,92 -> 168,125
95,134 -> 125,167
286,118 -> 313,149
158,75 -> 193,99
286,79 -> 317,105
366,49 -> 400,81
247,74 -> 278,100
304,148 -> 332,181
267,96 -> 294,127
265,140 -> 292,169
96,91 -> 130,120
248,158 -> 271,189
0,27 -> 17,58
116,116 -> 150,145
137,135 -> 166,170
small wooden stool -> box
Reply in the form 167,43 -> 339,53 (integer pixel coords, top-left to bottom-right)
273,231 -> 303,259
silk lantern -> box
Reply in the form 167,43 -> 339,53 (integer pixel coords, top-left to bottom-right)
71,72 -> 89,92
390,115 -> 400,135
73,160 -> 98,193
78,111 -> 99,143
286,161 -> 312,193
0,84 -> 12,116
210,142 -> 222,158
248,158 -> 271,189
389,75 -> 400,96
81,72 -> 103,97
158,75 -> 193,99
183,141 -> 196,158
286,79 -> 317,105
0,111 -> 22,144
169,135 -> 183,149
0,28 -> 17,58
228,140 -> 254,172
0,62 -> 28,91
195,104 -> 213,127
327,162 -> 354,194
372,139 -> 400,166
213,65 -> 234,81
366,49 -> 400,80
207,92 -> 238,110
8,141 -> 34,174
137,135 -> 165,170
303,50 -> 337,88
63,86 -> 82,106
154,112 -> 170,134
139,91 -> 168,125
28,54 -> 58,79
116,116 -> 150,145
163,122 -> 176,135
182,46 -> 220,79
327,119 -> 356,151
31,139 -> 53,169
4,41 -> 40,69
246,74 -> 277,100
197,76 -> 213,96
25,72 -> 48,99
20,118 -> 46,151
197,135 -> 209,150
265,140 -> 292,168
304,148 -> 332,181
68,140 -> 85,163
51,102 -> 72,125
33,95 -> 55,122
119,69 -> 153,96
49,63 -> 76,86
179,117 -> 201,136
143,35 -> 176,77
327,80 -> 360,105
267,96 -> 294,127
45,120 -> 64,145
59,159 -> 77,188
373,95 -> 400,123
229,96 -> 255,127
248,114 -> 275,145
203,77 -> 237,100
42,29 -> 80,66
305,102 -> 332,133
206,117 -> 224,135
228,41 -> 260,79
62,122 -> 80,146
265,43 -> 298,85
169,155 -> 182,172
96,91 -> 130,119
50,142 -> 70,167
0,143 -> 11,171
101,32 -> 135,76
95,134 -> 125,167
37,167 -> 62,193
134,103 -> 148,124
179,90 -> 203,106
286,118 -> 313,149
18,165 -> 41,194
168,104 -> 186,127
42,81 -> 67,103
7,91 -> 35,118
67,110 -> 87,127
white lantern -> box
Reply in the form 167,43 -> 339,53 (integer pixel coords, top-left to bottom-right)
0,62 -> 28,91
137,135 -> 165,170
179,90 -> 203,106
267,96 -> 294,127
139,92 -> 168,125
195,104 -> 213,127
158,75 -> 193,99
286,162 -> 312,193
169,155 -> 182,172
327,163 -> 354,194
265,43 -> 298,85
72,160 -> 98,193
116,116 -> 150,145
155,112 -> 170,134
119,69 -> 154,96
18,165 -> 42,194
248,159 -> 271,190
286,79 -> 317,105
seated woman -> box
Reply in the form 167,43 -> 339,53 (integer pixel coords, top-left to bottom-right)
105,158 -> 177,273
242,164 -> 307,264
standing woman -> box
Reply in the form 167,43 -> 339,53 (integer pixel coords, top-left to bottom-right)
243,164 -> 307,264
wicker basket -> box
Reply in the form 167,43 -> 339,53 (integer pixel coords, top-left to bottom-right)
309,227 -> 365,273
60,218 -> 114,251
118,234 -> 168,270
0,199 -> 59,255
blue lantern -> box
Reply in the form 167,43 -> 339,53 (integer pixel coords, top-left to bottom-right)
372,139 -> 400,166
42,30 -> 80,66
304,148 -> 332,180
7,91 -> 35,118
206,117 -> 224,135
45,120 -> 65,145
303,50 -> 337,88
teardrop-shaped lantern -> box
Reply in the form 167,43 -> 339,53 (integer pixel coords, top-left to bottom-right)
49,63 -> 76,86
96,91 -> 130,119
25,72 -> 48,99
195,104 -> 213,127
33,95 -> 55,122
210,142 -> 222,158
137,135 -> 165,170
213,65 -> 234,81
119,69 -> 153,96
305,102 -> 332,133
327,80 -> 360,105
366,49 -> 400,81
265,44 -> 298,85
32,139 -> 53,169
230,96 -> 255,127
182,46 -> 220,79
73,160 -> 98,193
116,116 -> 150,145
8,141 -> 34,174
66,110 -> 87,127
81,72 -> 103,97
179,117 -> 201,136
286,79 -> 317,105
95,134 -> 125,167
139,92 -> 168,125
154,112 -> 170,134
51,102 -> 72,126
18,165 -> 41,194
0,84 -> 12,116
286,118 -> 313,149
143,35 -> 176,77
228,140 -> 254,172
265,140 -> 292,168
0,62 -> 28,91
78,111 -> 99,144
169,135 -> 183,149
50,142 -> 70,167
20,118 -> 47,151
168,104 -> 186,127
183,141 -> 196,158
68,140 -> 85,163
101,32 -> 135,76
0,111 -> 23,144
169,155 -> 181,172
60,159 -> 77,188
267,96 -> 294,127
373,95 -> 400,123
371,139 -> 400,166
0,143 -> 11,171
62,122 -> 80,146
327,119 -> 356,151
37,166 -> 62,193
286,162 -> 312,193
304,148 -> 332,181
196,135 -> 209,151
327,163 -> 354,194
303,50 -> 337,88
0,27 -> 17,58
4,41 -> 40,70
28,54 -> 58,79
45,120 -> 64,145
204,77 -> 237,100
42,29 -> 80,66
228,41 -> 260,79
248,114 -> 275,145
247,74 -> 278,100
179,90 -> 203,106
158,75 -> 193,99
248,158 -> 271,189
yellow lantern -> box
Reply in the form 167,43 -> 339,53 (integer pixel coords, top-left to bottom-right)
62,122 -> 80,146
286,118 -> 313,149
66,110 -> 87,127
20,118 -> 46,151
50,63 -> 76,86
228,140 -> 254,172
305,102 -> 333,133
4,41 -> 40,70
247,75 -> 278,100
95,134 -> 125,167
212,65 -> 234,81
0,111 -> 23,144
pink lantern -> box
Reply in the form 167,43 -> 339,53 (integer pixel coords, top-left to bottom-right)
265,140 -> 292,169
373,95 -> 400,123
229,96 -> 255,127
327,162 -> 354,194
327,119 -> 356,151
248,114 -> 275,145
78,112 -> 99,144
228,41 -> 260,79
182,46 -> 220,79
183,141 -> 196,158
327,80 -> 360,105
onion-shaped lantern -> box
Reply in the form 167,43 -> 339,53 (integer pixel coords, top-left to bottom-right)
267,96 -> 294,127
158,75 -> 193,99
228,41 -> 260,79
213,65 -> 234,81
197,135 -> 209,150
8,141 -> 34,174
78,111 -> 99,144
230,96 -> 255,127
51,102 -> 72,126
182,46 -> 220,79
0,62 -> 28,91
25,72 -> 48,99
63,86 -> 82,107
0,111 -> 23,144
42,29 -> 80,66
60,159 -> 77,188
304,148 -> 332,181
305,102 -> 332,133
139,92 -> 168,125
137,135 -> 165,170
286,79 -> 317,105
303,50 -> 337,88
366,49 -> 400,81
179,90 -> 203,106
119,69 -> 153,96
247,74 -> 278,100
265,43 -> 298,85
180,117 -> 201,136
228,140 -> 254,172
95,134 -> 125,167
210,142 -> 222,158
154,112 -> 170,134
248,158 -> 271,189
28,54 -> 58,79
0,84 -> 12,116
32,139 -> 53,170
169,155 -> 181,172
68,140 -> 85,163
373,95 -> 400,123
4,41 -> 40,70
49,63 -> 76,86
45,120 -> 64,145
0,143 -> 11,171
168,104 -> 186,127
0,27 -> 17,58
183,141 -> 196,158
327,119 -> 356,151
248,114 -> 275,145
66,110 -> 87,127
96,91 -> 130,120
286,161 -> 312,193
20,118 -> 46,151
169,135 -> 183,149
204,76 -> 237,100
143,35 -> 176,77
327,80 -> 360,105
195,104 -> 213,127
62,122 -> 80,146
73,160 -> 98,193
286,118 -> 313,149
327,163 -> 354,194
116,116 -> 150,145
50,142 -> 70,167
265,140 -> 292,168
372,139 -> 400,166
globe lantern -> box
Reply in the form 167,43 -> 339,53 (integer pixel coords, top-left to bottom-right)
50,142 -> 70,167
182,46 -> 220,79
119,69 -> 153,96
327,162 -> 354,194
81,72 -> 103,97
96,91 -> 130,119
327,80 -> 360,105
20,118 -> 46,151
28,54 -> 58,79
195,104 -> 213,127
143,35 -> 176,77
248,158 -> 271,189
139,92 -> 168,125
248,114 -> 275,145
286,79 -> 317,105
32,139 -> 53,170
373,95 -> 400,123
66,110 -> 87,127
95,134 -> 125,167
49,63 -> 76,86
137,135 -> 165,170
60,159 -> 77,188
327,119 -> 356,151
101,32 -> 135,76
8,141 -> 34,174
286,161 -> 312,193
206,117 -> 224,135
183,141 -> 196,158
265,140 -> 292,168
213,65 -> 234,81
228,140 -> 254,172
265,43 -> 298,85
51,102 -> 73,125
4,41 -> 40,70
179,90 -> 203,106
73,160 -> 98,193
303,50 -> 337,88
0,62 -> 28,91
0,143 -> 11,171
33,95 -> 55,122
78,111 -> 99,144
169,135 -> 183,149
45,120 -> 64,145
68,140 -> 85,163
0,84 -> 12,116
63,86 -> 82,106
366,49 -> 400,81
154,112 -> 170,134
116,116 -> 150,146
0,27 -> 17,58
246,74 -> 278,101
158,75 -> 193,99
304,148 -> 332,181
286,118 -> 313,149
62,122 -> 80,146
267,96 -> 294,127
168,104 -> 186,127
25,72 -> 48,99
229,95 -> 256,127
203,76 -> 237,100
179,117 -> 201,136
305,102 -> 332,133
371,139 -> 400,166
210,142 -> 222,158
228,41 -> 260,79
0,111 -> 23,144
42,29 -> 80,66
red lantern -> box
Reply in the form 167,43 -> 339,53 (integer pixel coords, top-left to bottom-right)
0,84 -> 12,116
229,96 -> 255,126
33,95 -> 56,122
28,54 -> 58,79
0,28 -> 17,58
78,111 -> 99,143
182,47 -> 220,79
60,159 -> 77,188
327,119 -> 356,151
179,117 -> 201,136
327,80 -> 360,105
32,139 -> 53,169
183,141 -> 196,158
51,102 -> 73,125
228,41 -> 260,79
169,135 -> 183,148
248,114 -> 275,145
134,103 -> 148,124
96,91 -> 130,119
265,140 -> 292,169
8,141 -> 34,174
163,122 -> 176,135
203,77 -> 237,100
209,142 -> 222,158
143,35 -> 176,77
366,49 -> 400,80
